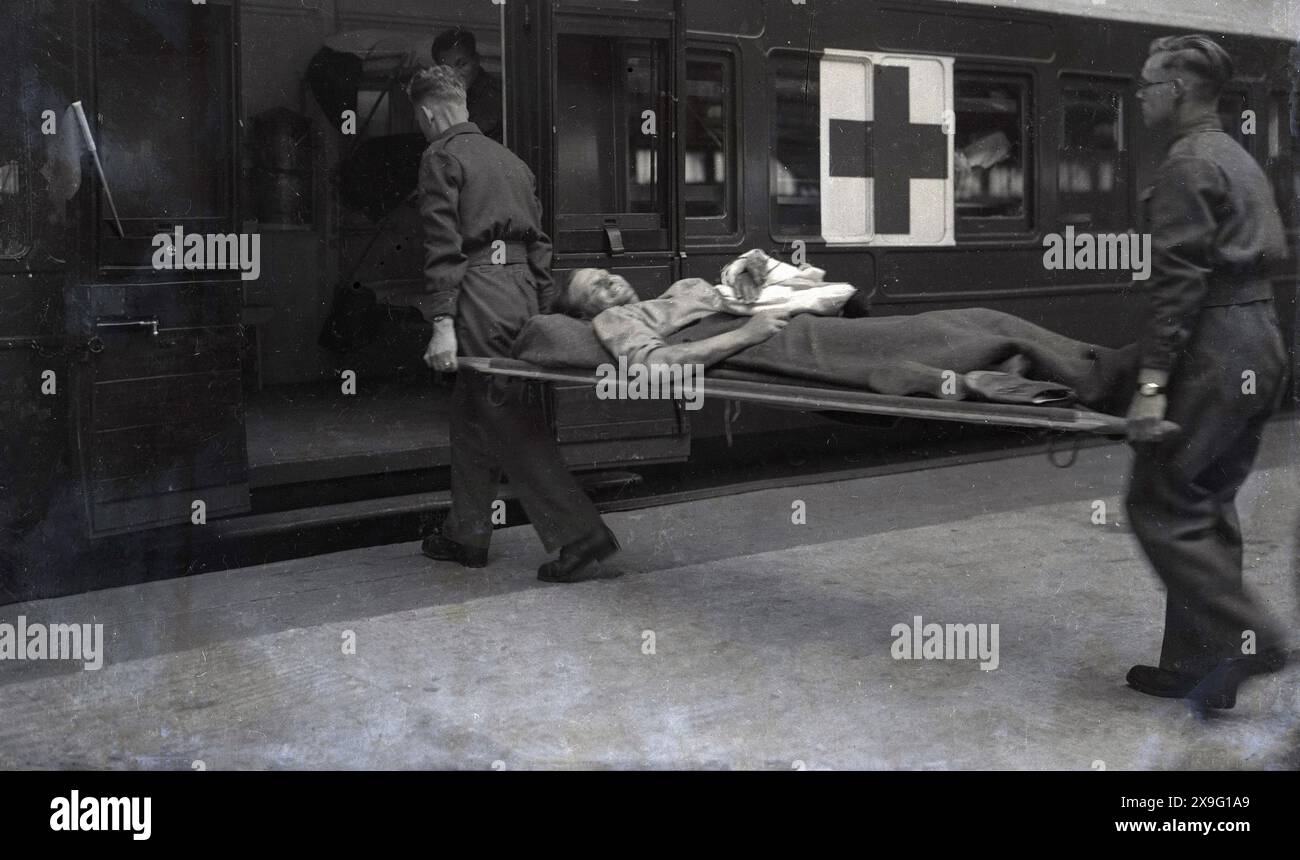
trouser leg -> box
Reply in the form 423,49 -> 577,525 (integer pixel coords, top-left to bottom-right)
1131,420 -> 1279,675
438,264 -> 603,554
441,372 -> 504,551
1128,453 -> 1254,674
446,369 -> 603,554
478,374 -> 605,553
1125,304 -> 1287,676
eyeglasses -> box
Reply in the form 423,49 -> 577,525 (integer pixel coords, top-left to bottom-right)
1136,78 -> 1178,95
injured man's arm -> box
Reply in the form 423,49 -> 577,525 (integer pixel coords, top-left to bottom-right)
560,268 -> 793,369
619,310 -> 790,369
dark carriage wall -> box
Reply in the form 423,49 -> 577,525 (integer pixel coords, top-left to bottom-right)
679,0 -> 1298,352
245,0 -> 1296,389
1,2 -> 82,560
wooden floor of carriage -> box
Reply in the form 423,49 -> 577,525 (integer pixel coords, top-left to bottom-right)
2,421 -> 1297,769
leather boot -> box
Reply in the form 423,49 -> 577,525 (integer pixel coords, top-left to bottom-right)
537,525 -> 620,583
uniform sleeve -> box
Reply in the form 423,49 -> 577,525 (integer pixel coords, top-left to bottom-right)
418,147 -> 467,321
1139,156 -> 1224,371
525,170 -> 556,314
592,306 -> 665,366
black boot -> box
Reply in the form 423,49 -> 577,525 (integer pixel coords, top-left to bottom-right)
537,525 -> 620,583
1185,648 -> 1289,714
421,532 -> 488,568
1126,665 -> 1200,699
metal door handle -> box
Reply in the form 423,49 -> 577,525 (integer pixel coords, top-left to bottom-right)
603,222 -> 625,256
96,317 -> 159,336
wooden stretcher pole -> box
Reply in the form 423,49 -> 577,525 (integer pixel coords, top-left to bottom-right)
71,101 -> 125,238
457,357 -> 1178,438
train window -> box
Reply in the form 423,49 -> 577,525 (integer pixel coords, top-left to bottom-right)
684,49 -> 737,236
0,158 -> 28,259
954,73 -> 1031,234
1266,92 -> 1295,229
424,24 -> 506,145
554,32 -> 670,243
345,23 -> 505,144
94,0 -> 234,236
324,18 -> 505,235
1267,92 -> 1287,160
355,87 -> 403,140
769,51 -> 821,238
0,58 -> 32,260
1058,77 -> 1128,230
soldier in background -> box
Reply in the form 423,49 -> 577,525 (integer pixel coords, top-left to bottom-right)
1123,35 -> 1291,710
431,27 -> 503,144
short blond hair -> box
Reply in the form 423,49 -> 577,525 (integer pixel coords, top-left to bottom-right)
407,65 -> 466,108
1149,35 -> 1234,101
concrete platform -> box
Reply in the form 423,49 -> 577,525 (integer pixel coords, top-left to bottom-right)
1,422 -> 1296,769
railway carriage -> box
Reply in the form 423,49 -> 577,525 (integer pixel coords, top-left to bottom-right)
1,0 -> 1295,561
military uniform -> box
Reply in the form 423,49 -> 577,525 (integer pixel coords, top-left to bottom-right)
1126,115 -> 1291,676
419,121 -> 603,553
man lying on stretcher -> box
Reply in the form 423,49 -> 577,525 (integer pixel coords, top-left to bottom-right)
515,250 -> 1139,410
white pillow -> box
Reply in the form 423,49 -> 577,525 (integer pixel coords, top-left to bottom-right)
716,249 -> 857,316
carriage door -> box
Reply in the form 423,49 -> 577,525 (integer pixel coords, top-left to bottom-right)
518,0 -> 689,470
72,0 -> 249,537
544,0 -> 682,296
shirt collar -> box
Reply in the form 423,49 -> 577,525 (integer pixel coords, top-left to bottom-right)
434,121 -> 482,142
1171,112 -> 1223,143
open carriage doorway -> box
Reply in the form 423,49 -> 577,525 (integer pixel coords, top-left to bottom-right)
239,1 -> 508,492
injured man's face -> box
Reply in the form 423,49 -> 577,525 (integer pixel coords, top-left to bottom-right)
566,268 -> 639,319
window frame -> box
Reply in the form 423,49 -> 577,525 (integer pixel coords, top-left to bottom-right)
1266,88 -> 1296,231
0,0 -> 34,264
90,0 -> 240,275
0,115 -> 34,263
550,13 -> 675,252
2,0 -> 73,273
766,47 -> 824,244
354,73 -> 418,141
1267,90 -> 1287,160
1055,71 -> 1132,231
953,66 -> 1035,239
683,43 -> 741,239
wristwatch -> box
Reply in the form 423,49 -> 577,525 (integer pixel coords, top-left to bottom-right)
431,314 -> 452,324
1136,381 -> 1167,397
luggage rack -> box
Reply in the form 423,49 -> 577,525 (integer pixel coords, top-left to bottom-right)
458,357 -> 1146,436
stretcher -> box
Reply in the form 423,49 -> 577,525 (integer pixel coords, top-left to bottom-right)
458,356 -> 1144,436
